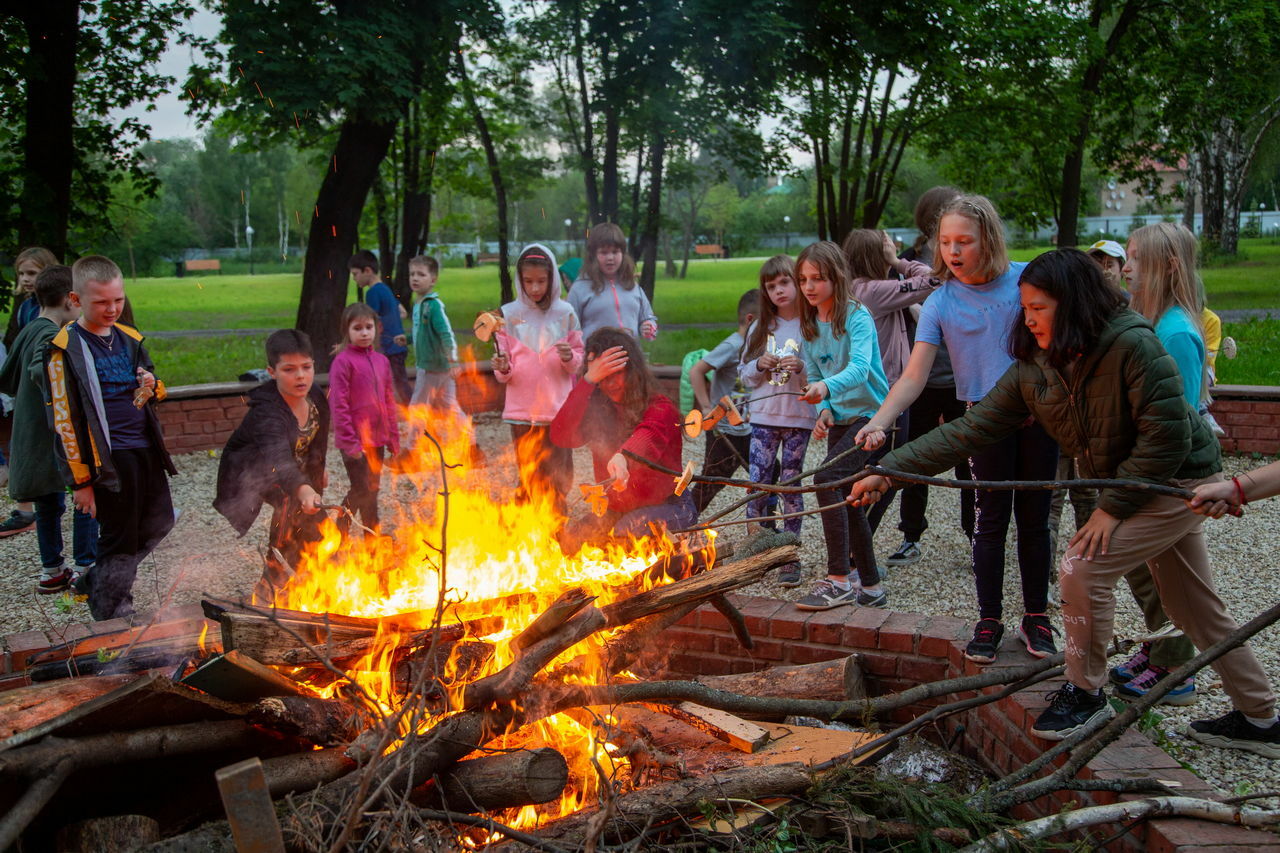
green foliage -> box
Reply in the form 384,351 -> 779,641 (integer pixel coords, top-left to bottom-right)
1219,319 -> 1280,386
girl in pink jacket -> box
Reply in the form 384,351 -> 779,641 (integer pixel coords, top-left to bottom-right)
492,243 -> 584,515
329,303 -> 400,533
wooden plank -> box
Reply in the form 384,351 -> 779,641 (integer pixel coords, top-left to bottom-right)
647,701 -> 771,753
181,650 -> 311,702
20,617 -> 217,671
0,675 -> 138,740
217,757 -> 286,853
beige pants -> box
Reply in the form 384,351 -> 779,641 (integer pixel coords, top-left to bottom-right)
1059,475 -> 1275,718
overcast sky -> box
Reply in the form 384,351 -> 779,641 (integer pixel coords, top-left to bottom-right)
115,8 -> 221,140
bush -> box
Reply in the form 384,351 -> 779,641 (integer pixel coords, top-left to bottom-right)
1242,214 -> 1262,239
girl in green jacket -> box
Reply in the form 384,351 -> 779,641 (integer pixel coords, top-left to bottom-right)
852,248 -> 1278,758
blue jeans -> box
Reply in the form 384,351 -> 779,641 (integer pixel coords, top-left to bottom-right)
33,492 -> 98,572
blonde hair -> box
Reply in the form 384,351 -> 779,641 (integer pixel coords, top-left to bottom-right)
797,241 -> 857,342
1127,222 -> 1204,333
931,194 -> 1009,283
15,246 -> 58,275
581,223 -> 635,293
71,255 -> 123,293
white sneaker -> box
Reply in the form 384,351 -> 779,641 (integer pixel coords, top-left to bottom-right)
1204,411 -> 1226,437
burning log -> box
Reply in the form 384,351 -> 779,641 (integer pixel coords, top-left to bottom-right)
462,606 -> 607,709
696,655 -> 866,707
417,747 -> 570,812
504,762 -> 813,850
247,695 -> 363,746
510,587 -> 595,653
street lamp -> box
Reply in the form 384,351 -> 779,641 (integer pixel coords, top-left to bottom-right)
783,215 -> 791,253
245,223 -> 255,276
564,218 -> 573,258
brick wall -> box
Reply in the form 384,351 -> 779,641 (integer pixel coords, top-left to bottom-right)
1210,385 -> 1280,455
662,595 -> 1278,852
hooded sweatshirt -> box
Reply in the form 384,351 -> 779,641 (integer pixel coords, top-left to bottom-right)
328,344 -> 400,457
494,243 -> 585,424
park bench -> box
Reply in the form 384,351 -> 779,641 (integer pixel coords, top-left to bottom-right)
694,244 -> 725,258
184,259 -> 222,274
476,253 -> 502,264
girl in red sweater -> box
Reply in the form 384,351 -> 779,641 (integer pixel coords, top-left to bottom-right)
551,327 -> 692,542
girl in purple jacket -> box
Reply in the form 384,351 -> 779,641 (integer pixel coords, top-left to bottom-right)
329,303 -> 400,533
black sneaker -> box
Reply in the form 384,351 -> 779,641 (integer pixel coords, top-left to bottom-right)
1109,641 -> 1151,685
856,587 -> 888,608
795,579 -> 860,611
777,562 -> 803,588
1186,710 -> 1280,759
886,540 -> 921,566
1019,613 -> 1057,659
1031,683 -> 1113,740
964,618 -> 1004,664
0,509 -> 35,538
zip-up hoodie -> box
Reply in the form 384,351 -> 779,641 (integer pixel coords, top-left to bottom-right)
567,271 -> 658,341
44,321 -> 175,491
494,243 -> 585,424
328,344 -> 400,457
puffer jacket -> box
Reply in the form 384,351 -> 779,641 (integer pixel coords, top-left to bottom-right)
880,308 -> 1221,519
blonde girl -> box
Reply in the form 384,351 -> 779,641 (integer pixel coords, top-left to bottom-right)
739,256 -> 816,585
856,195 -> 1060,665
566,223 -> 658,341
792,241 -> 889,611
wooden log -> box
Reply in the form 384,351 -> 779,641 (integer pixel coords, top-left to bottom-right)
0,675 -> 137,740
21,617 -> 214,672
395,640 -> 495,701
509,588 -> 593,654
261,747 -> 355,796
247,696 -> 363,746
709,593 -> 753,650
505,761 -> 812,850
417,748 -> 570,811
600,544 -> 799,627
55,815 -> 161,853
28,643 -> 196,682
696,655 -> 866,705
462,606 -> 606,710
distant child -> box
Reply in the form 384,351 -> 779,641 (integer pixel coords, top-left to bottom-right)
567,223 -> 658,341
404,255 -> 462,413
349,250 -> 410,403
1086,240 -> 1126,291
46,256 -> 176,621
215,329 -> 330,601
739,256 -> 816,586
492,244 -> 583,513
794,242 -> 890,611
551,328 -> 692,542
688,291 -> 758,514
0,265 -> 98,593
0,246 -> 59,537
329,303 -> 400,534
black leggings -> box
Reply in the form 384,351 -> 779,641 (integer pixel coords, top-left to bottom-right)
898,385 -> 974,541
342,446 -> 386,530
815,420 -> 880,588
967,421 -> 1058,620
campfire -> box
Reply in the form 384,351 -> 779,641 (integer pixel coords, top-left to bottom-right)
0,422 -> 872,851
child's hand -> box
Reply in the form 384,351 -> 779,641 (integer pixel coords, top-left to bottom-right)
854,421 -> 886,451
607,452 -> 629,489
584,346 -> 628,384
812,409 -> 833,440
398,304 -> 408,319
492,353 -> 510,373
881,231 -> 899,265
1187,479 -> 1237,518
779,355 -> 804,373
800,381 -> 828,404
1069,508 -> 1121,561
849,474 -> 890,507
756,353 -> 780,372
640,320 -> 658,340
73,485 -> 96,518
296,484 -> 322,514
136,368 -> 156,390
554,341 -> 574,362
393,334 -> 407,347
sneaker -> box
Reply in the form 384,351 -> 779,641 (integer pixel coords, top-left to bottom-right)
1031,683 -> 1114,740
0,509 -> 35,538
856,587 -> 888,608
1019,614 -> 1058,658
1109,642 -> 1151,685
1115,665 -> 1197,706
1186,710 -> 1280,759
1203,411 -> 1226,437
964,618 -> 1005,664
71,566 -> 92,595
795,579 -> 860,611
37,569 -> 71,595
777,562 -> 803,588
886,540 -> 922,566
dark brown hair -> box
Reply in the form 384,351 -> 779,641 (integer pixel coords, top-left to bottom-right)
348,249 -> 378,272
841,229 -> 890,281
579,327 -> 661,447
266,329 -> 314,367
34,264 -> 72,309
796,241 -> 857,342
743,255 -> 797,362
581,223 -> 635,293
911,186 -> 960,255
332,302 -> 380,355
517,246 -> 557,310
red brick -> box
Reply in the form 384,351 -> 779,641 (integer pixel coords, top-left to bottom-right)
1231,411 -> 1278,427
714,635 -> 746,656
1228,425 -> 1257,439
696,603 -> 729,632
746,639 -> 786,661
734,596 -> 785,635
768,610 -> 807,640
787,643 -> 847,664
805,608 -> 850,646
1210,399 -> 1250,413
182,397 -> 221,410
842,606 -> 891,648
917,615 -> 967,658
1150,816 -> 1280,849
667,630 -> 715,652
675,609 -> 700,628
49,622 -> 93,643
188,409 -> 224,422
878,612 -> 927,653
4,630 -> 50,661
860,653 -> 897,677
898,657 -> 947,684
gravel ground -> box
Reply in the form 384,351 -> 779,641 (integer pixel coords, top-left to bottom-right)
1,418 -> 1277,796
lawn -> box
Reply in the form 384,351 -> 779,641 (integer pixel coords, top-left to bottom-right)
123,239 -> 1280,385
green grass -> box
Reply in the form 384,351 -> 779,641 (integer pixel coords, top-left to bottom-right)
124,239 -> 1280,385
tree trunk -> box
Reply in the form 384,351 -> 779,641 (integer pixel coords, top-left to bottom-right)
627,141 -> 647,254
395,103 -> 437,290
571,2 -> 601,223
373,176 -> 394,283
637,130 -> 666,304
1182,152 -> 1198,233
601,103 -> 621,223
15,0 -> 79,258
423,748 -> 569,811
456,50 -> 513,304
296,118 -> 397,368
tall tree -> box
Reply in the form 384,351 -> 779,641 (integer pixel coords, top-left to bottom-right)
187,0 -> 497,362
0,0 -> 195,259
